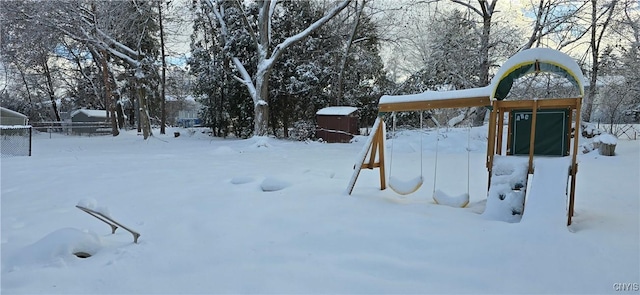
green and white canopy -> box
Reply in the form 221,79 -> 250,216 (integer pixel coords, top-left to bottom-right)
490,47 -> 585,100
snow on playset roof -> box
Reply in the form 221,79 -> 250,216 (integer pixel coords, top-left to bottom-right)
379,48 -> 585,107
490,47 -> 584,100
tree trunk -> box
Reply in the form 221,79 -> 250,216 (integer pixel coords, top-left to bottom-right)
101,50 -> 119,136
42,61 -> 61,122
158,1 -> 167,134
336,0 -> 364,106
584,0 -> 618,122
583,0 -> 599,122
138,83 -> 152,139
116,103 -> 125,129
254,71 -> 270,136
599,143 -> 616,156
471,1 -> 494,127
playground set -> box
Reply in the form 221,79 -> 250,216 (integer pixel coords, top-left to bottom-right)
346,48 -> 584,226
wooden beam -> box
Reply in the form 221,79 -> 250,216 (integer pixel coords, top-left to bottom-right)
527,100 -> 539,174
494,98 -> 579,111
568,98 -> 582,226
379,96 -> 491,113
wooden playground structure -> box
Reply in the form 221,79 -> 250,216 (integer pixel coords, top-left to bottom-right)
346,48 -> 584,226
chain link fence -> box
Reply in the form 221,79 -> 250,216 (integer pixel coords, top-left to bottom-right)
1,125 -> 32,158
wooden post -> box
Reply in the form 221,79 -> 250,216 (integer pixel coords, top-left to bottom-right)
377,121 -> 386,190
496,107 -> 504,155
568,97 -> 581,226
506,108 -> 513,155
486,105 -> 497,170
486,104 -> 497,187
28,126 -> 32,156
566,107 -> 573,156
527,100 -> 539,174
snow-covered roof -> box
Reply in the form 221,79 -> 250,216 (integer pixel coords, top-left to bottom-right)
166,95 -> 197,102
71,109 -> 108,118
1,107 -> 28,119
316,106 -> 358,116
490,47 -> 585,99
378,48 -> 585,107
379,86 -> 492,105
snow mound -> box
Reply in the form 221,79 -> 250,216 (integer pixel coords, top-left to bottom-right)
230,176 -> 255,184
482,156 -> 529,223
433,190 -> 469,208
212,146 -> 237,155
483,183 -> 526,223
594,133 -> 618,145
4,228 -> 103,271
302,169 -> 335,179
260,177 -> 291,192
251,136 -> 272,149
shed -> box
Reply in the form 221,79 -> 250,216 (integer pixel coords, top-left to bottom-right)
316,106 -> 359,143
70,109 -> 109,134
1,107 -> 28,125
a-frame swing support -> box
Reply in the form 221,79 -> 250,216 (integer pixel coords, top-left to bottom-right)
345,116 -> 386,195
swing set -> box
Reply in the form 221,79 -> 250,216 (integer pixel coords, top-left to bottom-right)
345,48 -> 584,226
386,111 -> 473,204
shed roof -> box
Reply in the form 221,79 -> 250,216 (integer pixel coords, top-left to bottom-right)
1,107 -> 28,119
316,106 -> 358,116
71,109 -> 108,118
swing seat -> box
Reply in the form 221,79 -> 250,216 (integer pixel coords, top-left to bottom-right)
389,175 -> 424,195
433,189 -> 469,208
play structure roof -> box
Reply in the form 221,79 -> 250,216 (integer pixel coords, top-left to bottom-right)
378,48 -> 585,108
491,47 -> 585,100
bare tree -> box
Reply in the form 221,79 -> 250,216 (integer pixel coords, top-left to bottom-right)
445,0 -> 497,126
13,0 -> 158,138
204,0 -> 351,137
334,0 -> 365,106
521,0 -> 589,50
583,0 -> 619,122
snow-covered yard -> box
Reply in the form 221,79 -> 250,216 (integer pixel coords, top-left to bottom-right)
1,126 -> 638,294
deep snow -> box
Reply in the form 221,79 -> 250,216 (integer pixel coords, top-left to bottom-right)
1,126 -> 638,294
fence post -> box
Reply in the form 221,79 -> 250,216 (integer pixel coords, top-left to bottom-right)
29,126 -> 32,156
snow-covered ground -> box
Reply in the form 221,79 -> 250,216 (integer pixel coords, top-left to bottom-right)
1,126 -> 638,294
